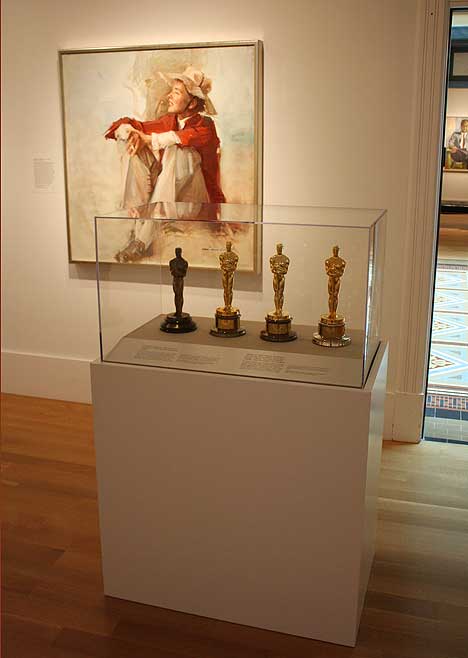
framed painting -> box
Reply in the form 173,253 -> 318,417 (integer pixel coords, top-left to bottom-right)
60,40 -> 263,269
443,116 -> 468,172
448,41 -> 468,87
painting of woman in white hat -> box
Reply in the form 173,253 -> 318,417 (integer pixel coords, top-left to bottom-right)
104,66 -> 226,262
61,42 -> 261,269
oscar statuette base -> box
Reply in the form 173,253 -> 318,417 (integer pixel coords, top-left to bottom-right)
210,307 -> 246,338
260,313 -> 297,342
160,312 -> 197,334
313,314 -> 351,348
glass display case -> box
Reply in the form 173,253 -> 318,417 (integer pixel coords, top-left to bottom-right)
95,203 -> 386,388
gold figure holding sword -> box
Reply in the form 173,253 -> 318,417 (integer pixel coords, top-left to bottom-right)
219,241 -> 238,311
270,243 -> 290,317
211,241 -> 245,337
325,245 -> 346,319
260,243 -> 297,342
313,245 -> 351,347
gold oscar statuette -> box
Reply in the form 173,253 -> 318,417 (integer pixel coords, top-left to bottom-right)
210,241 -> 246,337
312,245 -> 351,347
260,243 -> 297,342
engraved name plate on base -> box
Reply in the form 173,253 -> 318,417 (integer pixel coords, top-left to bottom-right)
313,315 -> 350,347
211,308 -> 246,337
260,314 -> 297,342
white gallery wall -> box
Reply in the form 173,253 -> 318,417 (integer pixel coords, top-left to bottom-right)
2,0 -> 434,439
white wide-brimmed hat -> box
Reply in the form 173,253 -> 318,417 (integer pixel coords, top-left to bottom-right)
159,65 -> 217,115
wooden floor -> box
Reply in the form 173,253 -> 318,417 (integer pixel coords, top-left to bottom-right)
2,393 -> 468,658
438,227 -> 468,261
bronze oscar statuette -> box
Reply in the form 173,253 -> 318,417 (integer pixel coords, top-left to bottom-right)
260,243 -> 297,342
160,247 -> 197,333
210,241 -> 246,337
313,245 -> 351,347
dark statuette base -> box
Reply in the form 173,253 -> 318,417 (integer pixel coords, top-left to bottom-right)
160,312 -> 197,334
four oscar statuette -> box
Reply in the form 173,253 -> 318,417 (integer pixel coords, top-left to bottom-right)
160,242 -> 351,346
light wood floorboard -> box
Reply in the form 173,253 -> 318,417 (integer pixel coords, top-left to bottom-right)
2,393 -> 468,657
438,227 -> 468,261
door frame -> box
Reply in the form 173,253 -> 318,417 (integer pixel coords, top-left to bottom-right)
392,0 -> 466,442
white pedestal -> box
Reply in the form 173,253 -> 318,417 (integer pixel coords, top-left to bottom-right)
91,343 -> 387,647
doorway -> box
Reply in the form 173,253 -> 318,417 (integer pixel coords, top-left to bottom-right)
424,7 -> 468,444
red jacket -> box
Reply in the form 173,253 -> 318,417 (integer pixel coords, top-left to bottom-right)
106,113 -> 225,204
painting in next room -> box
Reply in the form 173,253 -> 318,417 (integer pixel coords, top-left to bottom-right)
444,117 -> 468,172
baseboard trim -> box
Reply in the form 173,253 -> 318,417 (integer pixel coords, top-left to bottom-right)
390,391 -> 425,443
383,392 -> 395,441
1,350 -> 94,403
2,350 -> 423,440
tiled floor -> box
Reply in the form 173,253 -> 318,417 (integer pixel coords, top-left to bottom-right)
425,259 -> 468,444
428,263 -> 468,392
